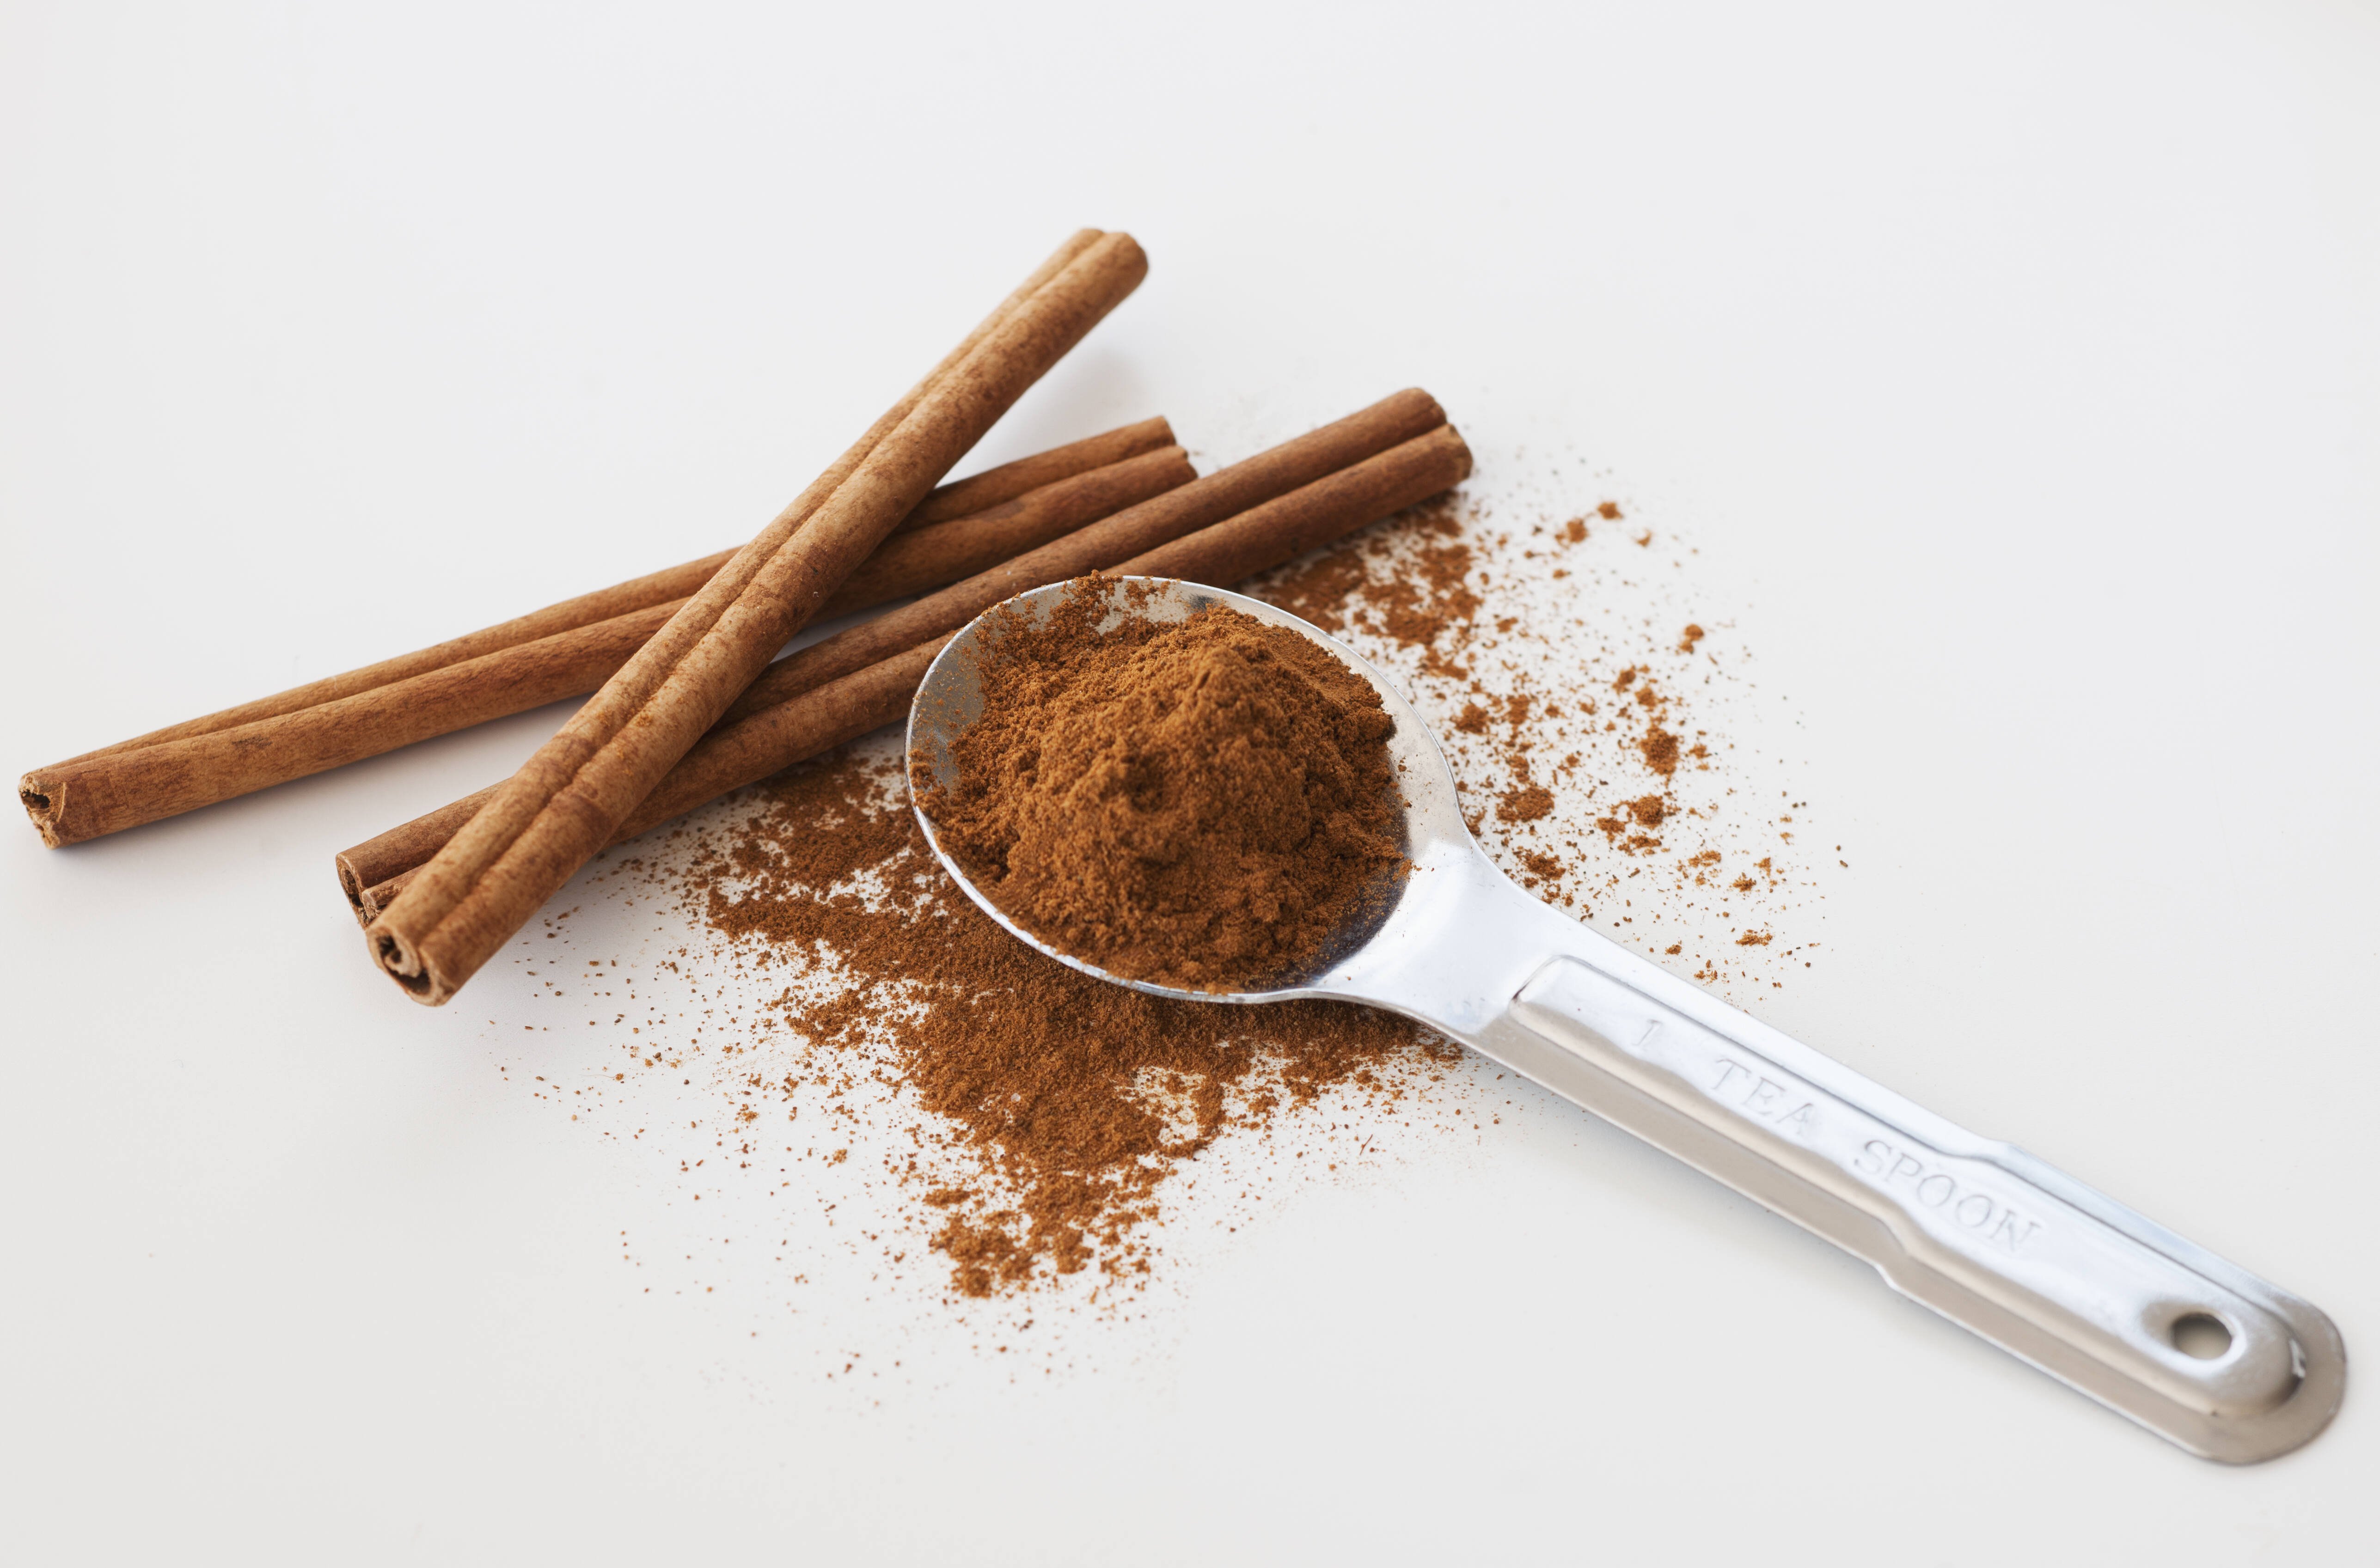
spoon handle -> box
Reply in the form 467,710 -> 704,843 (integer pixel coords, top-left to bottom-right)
1445,909 -> 2344,1462
905,573 -> 2342,1458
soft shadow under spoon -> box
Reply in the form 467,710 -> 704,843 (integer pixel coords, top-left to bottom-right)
906,575 -> 2343,1464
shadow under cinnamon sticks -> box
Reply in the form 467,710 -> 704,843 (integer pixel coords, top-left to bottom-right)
342,394 -> 1472,925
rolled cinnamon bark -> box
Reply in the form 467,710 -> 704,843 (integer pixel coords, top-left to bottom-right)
19,443 -> 1188,848
817,444 -> 1189,616
366,229 -> 1147,1004
342,789 -> 496,921
341,642 -> 955,923
1114,423 -> 1467,583
33,413 -> 1172,780
721,388 -> 1449,718
894,415 -> 1175,532
342,406 -> 1472,924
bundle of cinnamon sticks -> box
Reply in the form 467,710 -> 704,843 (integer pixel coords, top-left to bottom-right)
20,228 -> 1473,1006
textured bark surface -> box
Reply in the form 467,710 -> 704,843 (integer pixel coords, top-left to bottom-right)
893,416 -> 1174,532
20,434 -> 1179,848
365,230 -> 1148,1003
340,399 -> 1470,933
816,444 -> 1192,617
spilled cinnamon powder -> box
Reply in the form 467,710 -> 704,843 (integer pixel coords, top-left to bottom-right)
1639,723 -> 1681,778
920,580 -> 1405,992
1499,783 -> 1554,822
691,748 -> 1447,1296
1265,501 -> 1479,679
1249,488 -> 1829,983
504,477 -> 1838,1329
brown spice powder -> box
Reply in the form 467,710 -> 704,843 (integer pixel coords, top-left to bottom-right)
693,748 -> 1447,1297
920,582 -> 1406,992
1266,501 -> 1479,680
1499,783 -> 1555,822
1639,723 -> 1680,777
1250,491 -> 1826,973
589,482 -> 1834,1316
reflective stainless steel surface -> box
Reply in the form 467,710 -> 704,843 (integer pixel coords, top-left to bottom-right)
908,577 -> 2345,1463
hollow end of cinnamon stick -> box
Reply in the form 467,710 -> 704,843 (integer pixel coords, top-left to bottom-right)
368,923 -> 450,1006
360,868 -> 416,925
336,849 -> 367,909
335,850 -> 380,924
337,786 -> 498,922
18,775 -> 65,848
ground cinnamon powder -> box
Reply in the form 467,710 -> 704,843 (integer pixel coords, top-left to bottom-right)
599,486 -> 1834,1312
1250,495 -> 1824,985
691,750 -> 1445,1296
920,580 -> 1405,992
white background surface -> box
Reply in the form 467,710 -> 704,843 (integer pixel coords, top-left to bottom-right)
5,1 -> 2378,1562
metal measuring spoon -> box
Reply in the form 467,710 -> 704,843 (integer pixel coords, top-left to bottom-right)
906,576 -> 2343,1462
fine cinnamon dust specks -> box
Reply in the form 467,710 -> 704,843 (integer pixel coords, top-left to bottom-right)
1249,475 -> 1830,991
1499,783 -> 1555,822
1639,723 -> 1681,778
472,453 -> 1836,1370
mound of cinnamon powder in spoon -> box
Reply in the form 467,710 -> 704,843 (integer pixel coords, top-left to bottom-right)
919,579 -> 1406,991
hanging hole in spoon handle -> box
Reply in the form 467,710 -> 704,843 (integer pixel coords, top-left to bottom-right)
2172,1313 -> 2236,1361
1448,916 -> 2347,1464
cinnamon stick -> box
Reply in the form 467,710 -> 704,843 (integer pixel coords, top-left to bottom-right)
33,413 -> 1171,780
19,443 -> 1187,848
893,415 -> 1175,532
816,444 -> 1189,616
341,642 -> 953,922
366,229 -> 1148,1004
342,405 -> 1471,923
1112,424 -> 1465,582
718,389 -> 1450,717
